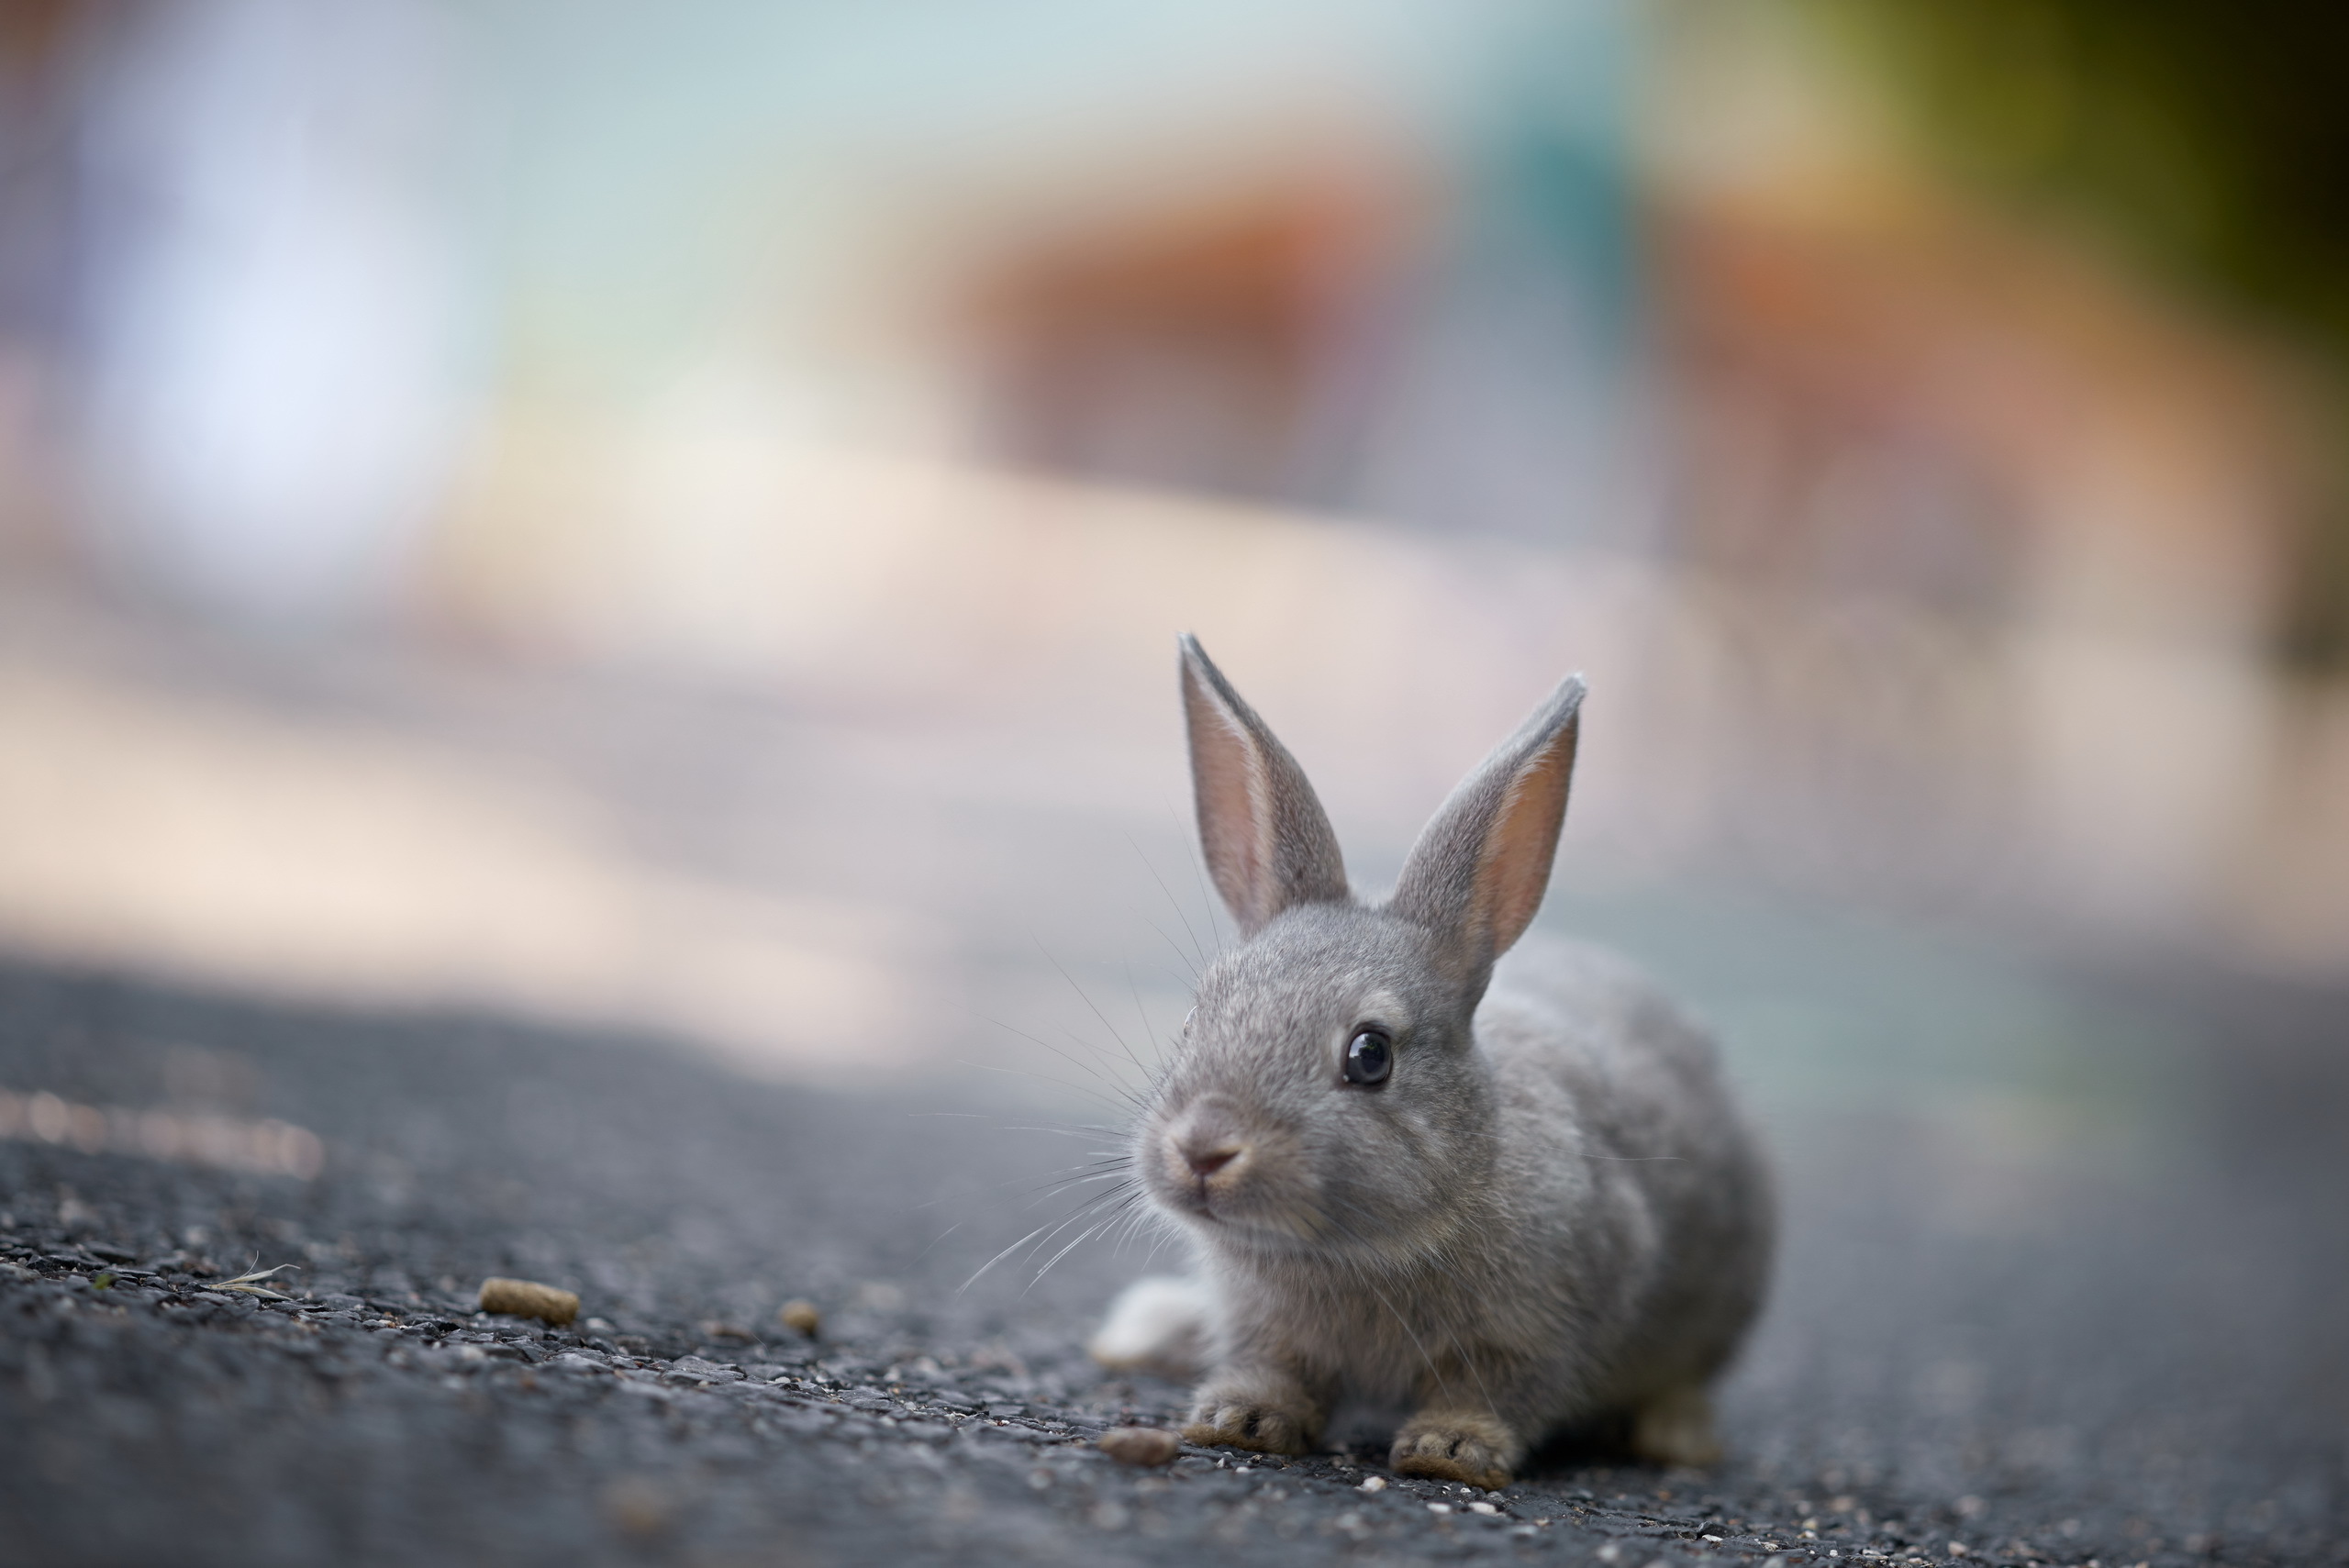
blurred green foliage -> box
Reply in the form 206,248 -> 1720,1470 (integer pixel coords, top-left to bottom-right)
1807,0 -> 2349,664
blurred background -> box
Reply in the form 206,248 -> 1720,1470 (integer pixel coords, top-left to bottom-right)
12,10 -> 2349,1549
4,0 -> 2349,1115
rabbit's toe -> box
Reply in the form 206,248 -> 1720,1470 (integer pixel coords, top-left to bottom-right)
1390,1412 -> 1520,1490
1181,1388 -> 1317,1455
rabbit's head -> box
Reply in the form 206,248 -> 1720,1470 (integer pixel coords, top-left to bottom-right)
1137,636 -> 1585,1263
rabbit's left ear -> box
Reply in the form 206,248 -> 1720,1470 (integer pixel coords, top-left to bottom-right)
1386,673 -> 1585,991
1179,635 -> 1350,937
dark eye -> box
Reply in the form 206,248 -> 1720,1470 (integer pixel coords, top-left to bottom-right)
1342,1028 -> 1392,1087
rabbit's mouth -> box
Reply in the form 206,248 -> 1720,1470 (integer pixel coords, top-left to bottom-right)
1144,1099 -> 1327,1240
1148,1155 -> 1336,1248
1151,1153 -> 1252,1224
1175,1191 -> 1353,1254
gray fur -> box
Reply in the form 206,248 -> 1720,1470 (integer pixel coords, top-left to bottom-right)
1126,638 -> 1774,1486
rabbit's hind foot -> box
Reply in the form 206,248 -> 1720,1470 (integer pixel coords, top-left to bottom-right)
1630,1385 -> 1720,1468
1181,1373 -> 1322,1457
1389,1410 -> 1520,1490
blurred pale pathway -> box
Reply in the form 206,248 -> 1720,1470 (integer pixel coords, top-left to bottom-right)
8,463 -> 2349,1091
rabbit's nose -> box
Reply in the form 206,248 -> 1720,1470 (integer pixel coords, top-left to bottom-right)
1169,1114 -> 1249,1183
1183,1141 -> 1242,1178
1164,1101 -> 1252,1194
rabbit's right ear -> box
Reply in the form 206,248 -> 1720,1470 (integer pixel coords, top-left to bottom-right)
1179,635 -> 1350,938
1386,672 -> 1585,995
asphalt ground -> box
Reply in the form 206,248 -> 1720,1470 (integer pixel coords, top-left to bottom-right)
0,954 -> 2343,1568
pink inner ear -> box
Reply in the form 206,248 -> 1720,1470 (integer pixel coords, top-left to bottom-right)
1472,734 -> 1574,954
1192,697 -> 1275,929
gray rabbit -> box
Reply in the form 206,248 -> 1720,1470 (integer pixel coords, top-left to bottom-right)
1088,636 -> 1773,1489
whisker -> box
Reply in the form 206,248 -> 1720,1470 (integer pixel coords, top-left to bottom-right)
956,1054 -> 1141,1121
1029,1188 -> 1146,1291
1009,1184 -> 1138,1273
1124,962 -> 1164,1073
1118,1199 -> 1177,1261
913,1144 -> 1130,1210
1136,1218 -> 1180,1272
1139,921 -> 1200,984
1018,1166 -> 1136,1207
910,1220 -> 963,1264
969,1014 -> 1149,1111
960,1218 -> 1065,1296
1440,1318 -> 1502,1423
958,1067 -> 1134,1121
1182,828 -> 1227,956
1130,832 -> 1210,973
958,1181 -> 1137,1296
1036,940 -> 1152,1084
1367,1279 -> 1451,1407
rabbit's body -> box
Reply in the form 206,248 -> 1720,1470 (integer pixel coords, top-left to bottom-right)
1095,639 -> 1774,1487
1210,938 -> 1768,1417
1479,940 -> 1771,1416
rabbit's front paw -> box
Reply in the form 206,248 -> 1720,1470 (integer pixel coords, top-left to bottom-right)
1390,1411 -> 1520,1490
1182,1383 -> 1319,1456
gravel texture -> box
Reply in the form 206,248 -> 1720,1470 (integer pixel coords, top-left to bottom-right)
1,957 -> 2343,1567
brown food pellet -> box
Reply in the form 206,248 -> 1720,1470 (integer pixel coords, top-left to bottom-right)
478,1276 -> 580,1325
1097,1426 -> 1182,1467
777,1299 -> 821,1338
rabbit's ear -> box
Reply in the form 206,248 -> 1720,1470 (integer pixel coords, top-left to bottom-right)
1179,635 -> 1350,937
1387,673 -> 1586,988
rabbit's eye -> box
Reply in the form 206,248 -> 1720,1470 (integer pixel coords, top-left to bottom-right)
1342,1028 -> 1392,1087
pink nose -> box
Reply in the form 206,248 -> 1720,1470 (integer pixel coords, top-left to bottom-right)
1184,1142 -> 1241,1178
1167,1103 -> 1250,1188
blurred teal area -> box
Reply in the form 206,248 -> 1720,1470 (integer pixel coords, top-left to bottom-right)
1542,886 -> 2188,1138
461,0 -> 1639,399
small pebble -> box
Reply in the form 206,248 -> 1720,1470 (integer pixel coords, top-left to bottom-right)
778,1299 -> 821,1338
666,1355 -> 744,1383
1469,1501 -> 1500,1515
1097,1427 -> 1181,1467
477,1277 -> 578,1326
1428,1501 -> 1453,1515
1358,1476 -> 1387,1493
